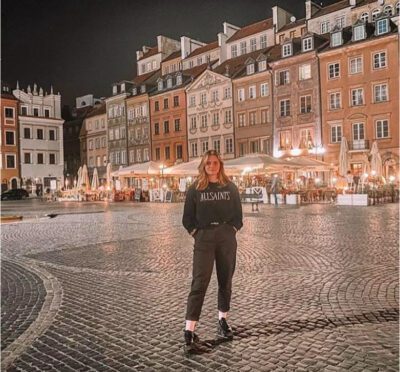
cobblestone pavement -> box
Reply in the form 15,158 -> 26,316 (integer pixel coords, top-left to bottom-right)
1,200 -> 399,371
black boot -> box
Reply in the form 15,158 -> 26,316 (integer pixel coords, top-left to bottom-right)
217,318 -> 233,340
183,330 -> 211,355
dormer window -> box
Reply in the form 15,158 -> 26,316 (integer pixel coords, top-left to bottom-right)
360,12 -> 369,23
167,77 -> 173,88
331,31 -> 343,47
158,80 -> 163,91
112,85 -> 118,95
140,85 -> 146,93
246,63 -> 255,75
371,9 -> 381,21
302,37 -> 313,52
282,43 -> 292,57
383,5 -> 393,17
258,60 -> 267,71
176,74 -> 182,85
121,83 -> 126,93
132,87 -> 137,95
376,18 -> 389,35
353,24 -> 366,41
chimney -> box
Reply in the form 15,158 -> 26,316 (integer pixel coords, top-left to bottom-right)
224,65 -> 230,77
306,0 -> 321,20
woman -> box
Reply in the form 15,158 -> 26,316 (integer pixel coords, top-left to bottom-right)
182,150 -> 243,354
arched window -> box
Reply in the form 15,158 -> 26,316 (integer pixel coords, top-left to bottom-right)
360,12 -> 369,23
372,8 -> 381,21
396,2 -> 400,15
383,5 -> 394,16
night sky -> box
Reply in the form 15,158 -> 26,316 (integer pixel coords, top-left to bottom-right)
2,0 -> 339,107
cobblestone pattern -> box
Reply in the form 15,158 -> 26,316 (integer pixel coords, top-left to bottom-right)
1,261 -> 46,350
1,202 -> 399,371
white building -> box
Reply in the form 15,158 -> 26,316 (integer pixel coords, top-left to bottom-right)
13,83 -> 64,194
186,69 -> 235,160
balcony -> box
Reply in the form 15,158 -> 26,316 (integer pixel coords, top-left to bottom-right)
348,140 -> 370,151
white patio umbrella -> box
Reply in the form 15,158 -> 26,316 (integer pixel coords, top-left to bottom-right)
118,161 -> 162,177
76,166 -> 82,189
338,136 -> 349,177
164,158 -> 202,176
370,141 -> 383,177
81,164 -> 90,190
91,167 -> 99,190
224,154 -> 288,175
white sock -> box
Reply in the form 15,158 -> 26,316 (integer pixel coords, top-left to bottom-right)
218,311 -> 228,320
185,320 -> 196,332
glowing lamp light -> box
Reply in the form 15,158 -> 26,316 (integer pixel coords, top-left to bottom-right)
332,177 -> 337,184
344,186 -> 349,191
296,178 -> 301,183
389,176 -> 395,182
162,183 -> 167,189
315,178 -> 321,184
187,176 -> 192,182
274,174 -> 278,178
290,148 -> 301,156
274,151 -> 283,158
363,173 -> 368,178
371,170 -> 377,176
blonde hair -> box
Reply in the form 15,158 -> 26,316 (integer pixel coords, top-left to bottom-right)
196,150 -> 230,190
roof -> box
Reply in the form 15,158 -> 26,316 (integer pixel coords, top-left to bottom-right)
278,18 -> 306,32
227,18 -> 273,43
163,50 -> 181,62
85,103 -> 106,118
186,41 -> 219,59
312,0 -> 349,18
74,105 -> 95,119
1,93 -> 18,101
132,70 -> 160,85
141,47 -> 158,60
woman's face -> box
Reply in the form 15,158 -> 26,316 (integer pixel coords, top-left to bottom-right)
204,155 -> 221,179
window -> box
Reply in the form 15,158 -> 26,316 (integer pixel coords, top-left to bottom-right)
189,60 -> 194,68
37,129 -> 44,140
5,131 -> 15,145
397,2 -> 400,15
5,108 -> 14,118
202,141 -> 209,154
261,109 -> 268,124
353,122 -> 365,141
154,101 -> 159,111
329,92 -> 341,110
165,146 -> 170,160
213,139 -> 221,153
302,38 -> 313,51
102,137 -> 106,147
6,154 -> 16,168
164,121 -> 169,134
213,113 -> 219,125
191,142 -> 198,157
300,95 -> 312,114
331,125 -> 342,143
260,34 -> 267,49
360,12 -> 369,23
328,63 -> 340,79
280,99 -> 291,117
239,143 -> 246,156
143,148 -> 149,161
376,19 -> 389,35
351,88 -> 364,106
353,25 -> 365,41
158,81 -> 163,91
24,128 -> 31,139
374,84 -> 388,102
21,107 -> 27,116
211,90 -> 219,102
331,31 -> 342,47
260,83 -> 269,97
101,119 -> 105,128
246,64 -> 255,75
37,153 -> 44,164
155,148 -> 161,161
223,87 -> 231,99
225,110 -> 232,123
167,78 -> 173,88
278,70 -> 290,85
114,128 -> 120,140
96,156 -> 101,167
250,38 -> 257,51
349,57 -> 363,74
176,145 -> 183,159
238,113 -> 246,127
371,9 -> 381,21
237,88 -> 245,102
24,152 -> 31,164
299,64 -> 311,80
300,129 -> 313,148
89,140 -> 94,150
154,123 -> 160,135
174,118 -> 181,131
200,92 -> 207,104
249,111 -> 256,125
109,129 -> 114,141
173,96 -> 179,107
231,44 -> 238,58
373,52 -> 387,69
44,109 -> 50,118
189,96 -> 196,107
201,115 -> 207,128
163,98 -> 169,109
282,43 -> 292,57
240,41 -> 247,55
176,74 -> 182,85
33,108 -> 39,117
49,130 -> 55,140
279,131 -> 292,149
258,60 -> 267,71
225,138 -> 233,153
321,21 -> 330,33
249,86 -> 256,99
197,57 -> 202,65
376,119 -> 389,138
95,138 -> 100,149
336,16 -> 345,28
190,116 -> 197,129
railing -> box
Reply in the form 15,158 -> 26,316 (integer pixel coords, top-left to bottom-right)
348,140 -> 370,151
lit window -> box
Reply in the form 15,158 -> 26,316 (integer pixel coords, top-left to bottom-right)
299,64 -> 311,80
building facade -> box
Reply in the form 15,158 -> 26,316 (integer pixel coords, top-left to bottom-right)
1,83 -> 20,191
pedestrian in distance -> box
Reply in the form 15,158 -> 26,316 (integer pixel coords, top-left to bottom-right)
182,149 -> 243,354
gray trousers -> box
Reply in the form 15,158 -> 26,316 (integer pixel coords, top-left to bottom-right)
185,223 -> 237,321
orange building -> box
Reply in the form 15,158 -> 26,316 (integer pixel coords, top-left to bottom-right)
1,84 -> 20,191
320,15 -> 399,178
149,65 -> 207,166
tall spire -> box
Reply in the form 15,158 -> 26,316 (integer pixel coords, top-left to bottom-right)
50,85 -> 54,94
16,81 -> 20,90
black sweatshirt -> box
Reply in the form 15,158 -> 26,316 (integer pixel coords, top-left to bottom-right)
182,181 -> 243,234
